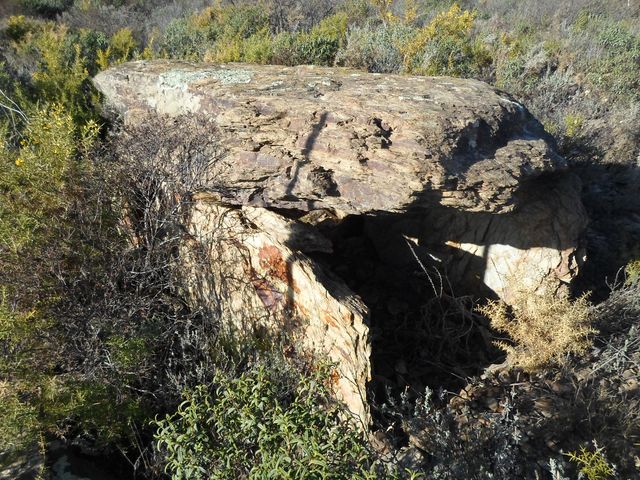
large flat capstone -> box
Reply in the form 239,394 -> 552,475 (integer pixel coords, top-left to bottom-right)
94,60 -> 567,215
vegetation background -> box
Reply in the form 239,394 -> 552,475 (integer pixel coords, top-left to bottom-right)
0,0 -> 639,478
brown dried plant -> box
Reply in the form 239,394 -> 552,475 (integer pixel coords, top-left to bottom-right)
479,285 -> 596,372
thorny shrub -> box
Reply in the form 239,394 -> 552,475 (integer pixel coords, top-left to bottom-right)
96,27 -> 139,70
565,443 -> 616,480
479,287 -> 595,371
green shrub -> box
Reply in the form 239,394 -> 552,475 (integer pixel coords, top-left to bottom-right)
0,103 -> 78,255
0,381 -> 41,455
242,27 -> 274,64
160,17 -> 209,60
0,290 -> 72,455
27,32 -> 101,136
337,22 -> 416,73
215,4 -> 269,41
0,98 -> 105,455
0,371 -> 148,456
19,0 -> 73,17
624,258 -> 640,286
493,30 -> 536,91
156,5 -> 347,66
339,0 -> 376,27
65,28 -> 109,75
569,13 -> 640,103
200,5 -> 269,63
106,335 -> 150,371
25,24 -> 99,124
154,360 -> 411,479
594,20 -> 640,86
270,31 -> 298,65
564,112 -> 584,138
161,4 -> 271,62
294,12 -> 348,65
59,380 -> 148,445
263,14 -> 349,66
369,0 -> 394,23
204,37 -> 243,63
0,56 -> 103,454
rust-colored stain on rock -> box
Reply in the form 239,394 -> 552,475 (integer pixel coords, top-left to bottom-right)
258,244 -> 289,283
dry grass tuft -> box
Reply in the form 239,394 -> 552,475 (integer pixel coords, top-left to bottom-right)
480,286 -> 596,372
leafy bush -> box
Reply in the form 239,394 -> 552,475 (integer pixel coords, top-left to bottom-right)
338,0 -> 376,27
0,98 -> 103,456
242,27 -> 274,64
625,258 -> 640,285
194,9 -> 348,66
162,4 -> 270,62
369,0 -> 394,23
0,378 -> 41,455
267,0 -> 343,33
0,103 -> 77,255
270,31 -> 298,65
563,112 -> 584,138
59,1 -> 146,43
1,0 -> 640,476
492,30 -> 536,91
65,28 -> 109,75
154,360 -> 410,479
214,4 -> 269,41
25,24 -> 99,124
479,287 -> 595,371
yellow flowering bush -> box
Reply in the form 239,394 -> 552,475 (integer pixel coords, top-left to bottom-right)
6,15 -> 37,42
96,27 -> 138,70
402,4 -> 491,77
30,23 -> 97,123
0,100 -> 103,455
369,0 -> 395,23
1,101 -> 98,264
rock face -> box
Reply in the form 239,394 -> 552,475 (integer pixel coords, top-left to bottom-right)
94,60 -> 588,422
180,196 -> 371,423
